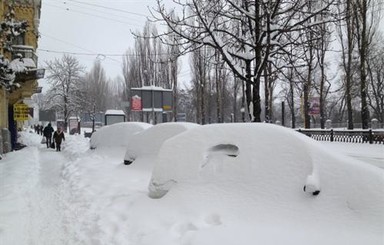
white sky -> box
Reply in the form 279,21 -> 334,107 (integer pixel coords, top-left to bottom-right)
37,0 -> 190,89
0,123 -> 383,244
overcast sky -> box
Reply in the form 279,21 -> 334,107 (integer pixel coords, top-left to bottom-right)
37,0 -> 190,90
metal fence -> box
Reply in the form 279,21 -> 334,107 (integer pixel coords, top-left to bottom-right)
297,129 -> 384,144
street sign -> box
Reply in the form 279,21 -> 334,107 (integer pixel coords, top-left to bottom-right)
14,103 -> 29,121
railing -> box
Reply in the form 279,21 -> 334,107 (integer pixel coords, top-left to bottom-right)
297,129 -> 384,144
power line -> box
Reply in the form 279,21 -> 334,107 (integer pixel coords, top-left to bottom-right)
66,0 -> 149,17
63,1 -> 144,24
39,48 -> 106,56
46,0 -> 148,18
46,0 -> 146,24
39,32 -> 96,53
38,48 -> 180,58
38,33 -> 123,64
43,3 -> 140,26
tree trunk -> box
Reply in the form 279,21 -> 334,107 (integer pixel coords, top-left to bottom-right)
215,53 -> 222,123
359,1 -> 369,129
288,68 -> 296,128
252,0 -> 262,123
303,83 -> 310,129
264,67 -> 270,123
354,0 -> 372,129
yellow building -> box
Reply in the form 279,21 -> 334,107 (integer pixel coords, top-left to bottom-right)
0,0 -> 43,153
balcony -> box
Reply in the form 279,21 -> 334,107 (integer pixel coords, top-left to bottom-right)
10,45 -> 38,68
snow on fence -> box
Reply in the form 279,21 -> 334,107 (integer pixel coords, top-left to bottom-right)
297,129 -> 384,144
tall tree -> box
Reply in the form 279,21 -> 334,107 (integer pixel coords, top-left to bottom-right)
153,0 -> 336,122
74,60 -> 113,131
45,55 -> 85,128
353,0 -> 382,128
337,0 -> 355,129
123,21 -> 179,122
190,45 -> 210,124
367,35 -> 384,123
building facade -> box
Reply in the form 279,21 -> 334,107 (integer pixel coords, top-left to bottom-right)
0,0 -> 43,153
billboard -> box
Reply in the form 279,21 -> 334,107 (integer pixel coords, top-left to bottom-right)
130,87 -> 173,112
39,110 -> 56,122
308,97 -> 320,115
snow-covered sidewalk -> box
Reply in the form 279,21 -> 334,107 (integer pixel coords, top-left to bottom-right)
1,131 -> 154,244
0,137 -> 68,244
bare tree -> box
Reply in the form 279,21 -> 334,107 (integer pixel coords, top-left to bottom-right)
336,0 -> 356,129
190,45 -> 210,124
314,1 -> 333,129
353,0 -> 382,128
45,55 -> 85,128
152,0 -> 336,122
123,21 -> 179,122
367,35 -> 384,122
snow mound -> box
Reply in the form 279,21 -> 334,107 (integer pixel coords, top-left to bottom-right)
149,123 -> 316,198
90,122 -> 152,149
18,130 -> 43,147
124,122 -> 200,165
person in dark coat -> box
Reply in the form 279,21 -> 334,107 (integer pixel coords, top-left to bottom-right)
40,125 -> 44,135
53,128 -> 65,151
43,123 -> 54,148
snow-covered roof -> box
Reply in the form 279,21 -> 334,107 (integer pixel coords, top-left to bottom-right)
131,86 -> 172,91
105,109 -> 125,115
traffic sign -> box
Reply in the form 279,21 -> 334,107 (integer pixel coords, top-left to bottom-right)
14,103 -> 29,121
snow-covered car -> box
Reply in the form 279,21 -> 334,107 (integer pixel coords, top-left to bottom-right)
124,122 -> 200,165
90,122 -> 152,149
148,123 -> 383,244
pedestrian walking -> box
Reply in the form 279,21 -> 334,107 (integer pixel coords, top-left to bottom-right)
53,128 -> 65,151
39,125 -> 44,135
43,123 -> 54,148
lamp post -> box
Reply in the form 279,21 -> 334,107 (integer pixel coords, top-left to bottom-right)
240,107 -> 245,122
281,101 -> 285,126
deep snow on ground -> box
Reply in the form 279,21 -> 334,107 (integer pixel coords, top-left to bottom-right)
0,123 -> 383,245
321,141 -> 384,169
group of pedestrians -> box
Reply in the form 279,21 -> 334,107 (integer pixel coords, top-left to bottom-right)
33,124 -> 44,135
41,123 -> 65,152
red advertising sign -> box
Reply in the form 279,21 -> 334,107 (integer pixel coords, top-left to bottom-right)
131,95 -> 142,111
